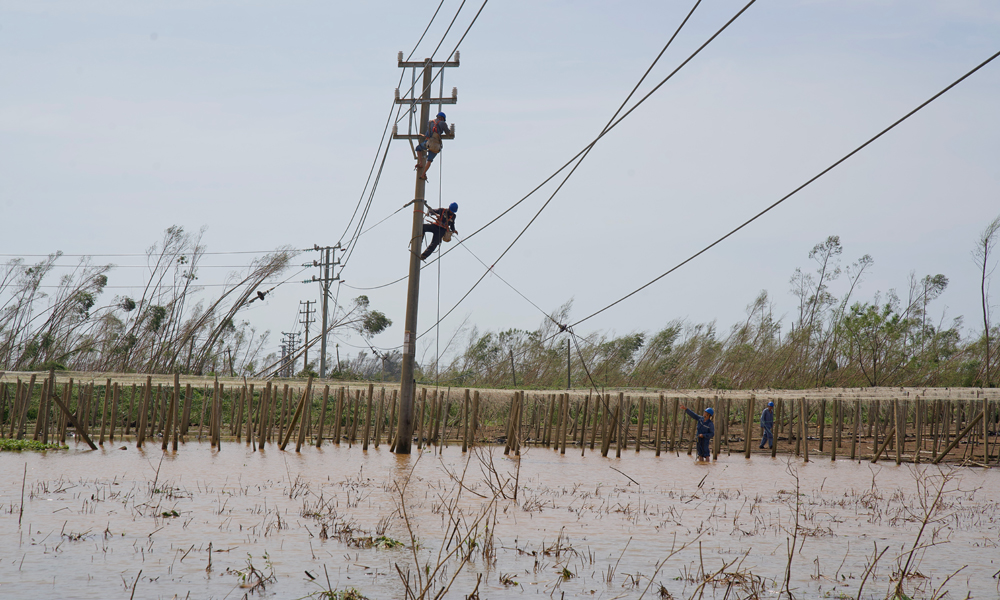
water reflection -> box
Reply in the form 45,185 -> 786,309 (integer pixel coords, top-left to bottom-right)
1,442 -> 997,599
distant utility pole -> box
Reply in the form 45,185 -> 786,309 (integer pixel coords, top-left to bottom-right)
281,331 -> 300,377
392,52 -> 459,454
299,300 -> 316,373
306,244 -> 341,378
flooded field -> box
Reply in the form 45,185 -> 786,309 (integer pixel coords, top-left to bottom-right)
2,443 -> 999,599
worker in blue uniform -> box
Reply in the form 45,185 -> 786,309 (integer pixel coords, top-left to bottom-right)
759,402 -> 775,449
680,404 -> 715,461
420,202 -> 458,260
415,112 -> 450,180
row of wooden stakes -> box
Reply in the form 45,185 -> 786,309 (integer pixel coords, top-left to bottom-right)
2,370 -> 997,465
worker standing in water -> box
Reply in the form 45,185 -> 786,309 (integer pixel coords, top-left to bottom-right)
420,202 -> 458,260
680,404 -> 715,462
415,112 -> 450,180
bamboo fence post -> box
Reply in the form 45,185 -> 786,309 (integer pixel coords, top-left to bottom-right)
169,374 -> 180,451
744,395 -> 755,459
35,375 -> 50,443
871,426 -> 896,463
982,398 -> 989,463
233,387 -> 245,441
162,377 -> 176,451
710,397 -> 720,460
850,399 -> 861,460
58,382 -> 70,444
914,397 -> 922,464
314,385 -> 330,448
470,390 -> 480,449
377,388 -> 387,448
415,388 -> 426,450
256,382 -> 270,448
599,395 -> 613,458
580,394 -> 591,456
243,384 -> 255,444
800,397 -> 809,462
288,377 -> 314,452
503,391 -> 516,455
45,376 -> 97,450
362,383 -> 374,450
669,397 -> 679,452
589,393 -> 600,451
180,383 -> 192,436
461,389 -> 470,452
933,408 -> 986,464
98,379 -> 112,445
613,392 -> 623,458
560,394 -> 570,455
635,396 -> 645,454
830,398 -> 838,461
654,394 -> 663,457
818,399 -> 826,453
513,391 -> 523,456
333,387 -> 344,443
349,388 -> 361,446
212,380 -> 223,448
894,399 -> 903,465
137,378 -> 151,448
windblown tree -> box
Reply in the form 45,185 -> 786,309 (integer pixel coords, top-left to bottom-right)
973,213 -> 1000,386
0,226 -> 298,375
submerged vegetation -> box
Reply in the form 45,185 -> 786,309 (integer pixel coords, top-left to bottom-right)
0,439 -> 66,451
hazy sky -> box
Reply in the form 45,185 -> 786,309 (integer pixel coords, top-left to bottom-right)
2,1 -> 999,367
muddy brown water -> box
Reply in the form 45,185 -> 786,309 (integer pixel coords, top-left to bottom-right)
1,443 -> 998,599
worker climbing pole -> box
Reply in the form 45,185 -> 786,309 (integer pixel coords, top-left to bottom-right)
392,52 -> 459,454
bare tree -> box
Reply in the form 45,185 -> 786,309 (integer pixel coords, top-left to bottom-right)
973,213 -> 1000,386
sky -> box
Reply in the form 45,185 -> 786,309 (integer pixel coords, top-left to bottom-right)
1,0 -> 999,368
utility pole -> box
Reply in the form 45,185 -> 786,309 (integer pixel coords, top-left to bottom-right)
392,52 -> 459,454
281,331 -> 300,377
567,338 -> 571,390
299,300 -> 316,373
305,244 -> 340,378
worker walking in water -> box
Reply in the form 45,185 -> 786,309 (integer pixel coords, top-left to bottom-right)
759,402 -> 775,449
680,404 -> 715,461
415,112 -> 450,180
420,202 -> 458,260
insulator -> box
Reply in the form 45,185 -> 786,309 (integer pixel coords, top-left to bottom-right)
392,124 -> 398,135
454,51 -> 460,63
394,88 -> 399,101
452,87 -> 457,100
397,51 -> 403,63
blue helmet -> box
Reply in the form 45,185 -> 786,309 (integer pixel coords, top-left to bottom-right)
449,202 -> 458,213
704,407 -> 714,416
437,112 -> 446,120
768,402 -> 775,407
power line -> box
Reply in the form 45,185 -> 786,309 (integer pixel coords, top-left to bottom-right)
0,249 -> 308,258
417,0 -> 727,339
334,0 -> 452,250
569,47 -> 1000,331
337,1 -> 489,279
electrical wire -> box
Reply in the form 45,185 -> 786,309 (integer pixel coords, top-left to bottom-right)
417,0 -> 726,339
334,0 -> 448,250
569,47 -> 1000,331
0,250 -> 307,258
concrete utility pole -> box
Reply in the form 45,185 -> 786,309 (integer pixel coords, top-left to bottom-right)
392,52 -> 459,454
281,331 -> 300,377
306,245 -> 340,378
299,300 -> 316,373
